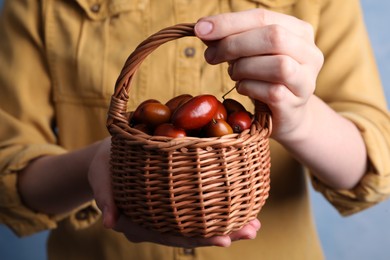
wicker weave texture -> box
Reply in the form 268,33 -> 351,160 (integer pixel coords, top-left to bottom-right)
107,23 -> 272,238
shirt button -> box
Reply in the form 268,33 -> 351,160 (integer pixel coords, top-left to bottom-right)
183,248 -> 195,255
184,47 -> 196,58
90,4 -> 101,13
75,209 -> 89,220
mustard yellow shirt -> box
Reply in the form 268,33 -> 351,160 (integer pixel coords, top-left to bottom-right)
1,0 -> 390,259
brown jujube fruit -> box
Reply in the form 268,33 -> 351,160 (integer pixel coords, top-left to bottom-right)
132,99 -> 161,124
204,119 -> 233,137
133,102 -> 171,127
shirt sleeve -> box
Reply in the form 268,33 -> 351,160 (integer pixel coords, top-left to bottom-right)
0,0 -> 100,236
311,0 -> 390,215
0,144 -> 67,236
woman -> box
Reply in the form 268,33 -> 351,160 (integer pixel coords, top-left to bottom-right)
1,0 -> 390,259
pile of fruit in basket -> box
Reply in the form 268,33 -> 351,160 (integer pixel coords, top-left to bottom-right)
128,94 -> 253,138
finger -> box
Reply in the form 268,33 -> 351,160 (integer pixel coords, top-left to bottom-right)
229,55 -> 316,98
88,137 -> 118,229
195,8 -> 314,42
194,235 -> 232,248
114,216 -> 232,247
204,26 -> 321,66
235,79 -> 297,110
229,219 -> 261,241
101,203 -> 118,229
114,216 -> 154,243
247,218 -> 261,231
230,55 -> 299,84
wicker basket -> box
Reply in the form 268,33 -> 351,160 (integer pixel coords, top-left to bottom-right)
106,23 -> 272,238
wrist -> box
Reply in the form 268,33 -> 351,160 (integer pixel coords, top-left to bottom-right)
272,96 -> 315,150
18,141 -> 102,215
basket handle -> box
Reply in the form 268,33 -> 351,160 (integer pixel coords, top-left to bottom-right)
106,23 -> 272,133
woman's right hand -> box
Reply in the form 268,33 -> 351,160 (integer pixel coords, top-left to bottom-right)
114,216 -> 261,248
88,138 -> 260,248
88,137 -> 261,248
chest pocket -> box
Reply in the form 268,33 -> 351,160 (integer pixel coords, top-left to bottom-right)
76,0 -> 148,100
48,0 -> 148,105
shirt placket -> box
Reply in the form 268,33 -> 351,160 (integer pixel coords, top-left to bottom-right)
173,0 -> 201,96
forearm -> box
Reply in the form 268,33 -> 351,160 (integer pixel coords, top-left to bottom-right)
279,95 -> 367,190
17,141 -> 102,215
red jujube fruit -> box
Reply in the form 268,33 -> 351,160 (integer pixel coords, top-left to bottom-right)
154,123 -> 187,138
227,111 -> 252,133
171,94 -> 219,130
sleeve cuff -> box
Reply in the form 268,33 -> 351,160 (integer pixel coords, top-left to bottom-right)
311,111 -> 390,216
0,144 -> 100,236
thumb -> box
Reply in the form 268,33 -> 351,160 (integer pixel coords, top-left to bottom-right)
194,10 -> 261,41
88,137 -> 118,229
194,9 -> 311,41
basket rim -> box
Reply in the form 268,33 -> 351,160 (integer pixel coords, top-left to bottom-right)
110,120 -> 271,151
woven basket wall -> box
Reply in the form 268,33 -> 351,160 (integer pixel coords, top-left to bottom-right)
106,23 -> 272,238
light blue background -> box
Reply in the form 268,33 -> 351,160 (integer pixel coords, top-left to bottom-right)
1,1 -> 390,259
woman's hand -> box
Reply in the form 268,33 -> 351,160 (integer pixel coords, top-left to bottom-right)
195,8 -> 324,143
87,137 -> 118,227
114,217 -> 260,248
88,137 -> 261,248
195,9 -> 367,190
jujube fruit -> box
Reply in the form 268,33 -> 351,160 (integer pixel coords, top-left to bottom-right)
133,123 -> 152,135
171,94 -> 219,130
204,119 -> 233,137
154,123 -> 187,138
214,100 -> 228,120
132,99 -> 161,124
222,98 -> 247,115
133,102 -> 171,127
165,94 -> 193,114
227,111 -> 252,133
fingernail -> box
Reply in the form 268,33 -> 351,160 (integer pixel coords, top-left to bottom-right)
215,238 -> 231,247
196,21 -> 213,36
255,222 -> 261,231
249,219 -> 261,231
